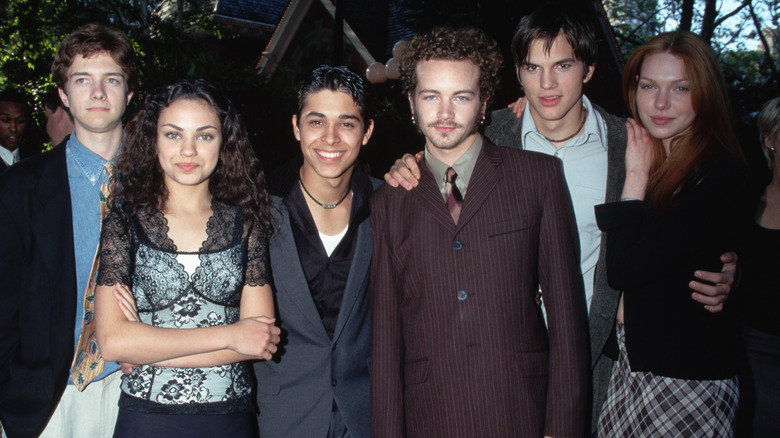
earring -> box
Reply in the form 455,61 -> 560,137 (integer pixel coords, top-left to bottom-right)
771,147 -> 776,152
480,113 -> 486,125
411,114 -> 416,124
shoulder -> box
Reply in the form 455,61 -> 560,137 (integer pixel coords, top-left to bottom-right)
485,108 -> 522,148
486,140 -> 561,170
0,148 -> 65,203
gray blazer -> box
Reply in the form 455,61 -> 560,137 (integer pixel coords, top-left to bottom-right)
485,105 -> 627,432
254,184 -> 377,438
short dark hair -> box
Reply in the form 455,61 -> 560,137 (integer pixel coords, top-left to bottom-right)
399,26 -> 503,107
0,89 -> 30,114
297,65 -> 372,130
51,23 -> 138,92
42,86 -> 65,112
511,4 -> 598,70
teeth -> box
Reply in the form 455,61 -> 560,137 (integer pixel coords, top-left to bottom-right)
318,150 -> 343,158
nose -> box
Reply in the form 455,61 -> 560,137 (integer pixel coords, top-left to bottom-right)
91,82 -> 106,100
323,123 -> 339,145
438,100 -> 454,121
180,137 -> 197,157
540,69 -> 556,90
654,91 -> 670,110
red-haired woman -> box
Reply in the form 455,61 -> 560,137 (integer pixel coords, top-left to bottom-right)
596,32 -> 747,437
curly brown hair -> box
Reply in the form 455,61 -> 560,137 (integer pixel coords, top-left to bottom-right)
111,78 -> 273,238
399,27 -> 503,107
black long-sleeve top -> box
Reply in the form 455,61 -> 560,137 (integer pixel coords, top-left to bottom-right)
595,157 -> 748,380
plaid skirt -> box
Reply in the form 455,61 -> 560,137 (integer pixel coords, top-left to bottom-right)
597,322 -> 738,437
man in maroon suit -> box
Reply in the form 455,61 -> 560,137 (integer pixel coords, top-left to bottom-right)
370,26 -> 588,438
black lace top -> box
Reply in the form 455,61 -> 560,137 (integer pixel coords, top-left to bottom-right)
97,200 -> 269,414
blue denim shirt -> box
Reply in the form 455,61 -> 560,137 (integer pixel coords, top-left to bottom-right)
65,132 -> 120,383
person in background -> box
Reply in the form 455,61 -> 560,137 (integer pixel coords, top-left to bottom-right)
736,96 -> 780,437
595,31 -> 747,437
0,88 -> 35,171
43,86 -> 75,146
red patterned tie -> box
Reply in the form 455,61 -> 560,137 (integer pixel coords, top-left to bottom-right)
445,167 -> 463,224
70,161 -> 113,390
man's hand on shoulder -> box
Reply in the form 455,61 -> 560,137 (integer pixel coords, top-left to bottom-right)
689,251 -> 737,313
384,151 -> 423,190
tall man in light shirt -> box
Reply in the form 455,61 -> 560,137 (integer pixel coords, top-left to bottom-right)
384,5 -> 737,433
0,24 -> 136,438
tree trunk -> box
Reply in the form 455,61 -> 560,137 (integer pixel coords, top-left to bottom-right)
680,0 -> 695,31
700,0 -> 718,43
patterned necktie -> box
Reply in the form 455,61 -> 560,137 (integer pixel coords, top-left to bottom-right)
444,167 -> 463,224
71,161 -> 113,390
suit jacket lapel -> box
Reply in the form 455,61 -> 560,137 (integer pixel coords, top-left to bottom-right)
455,141 -> 503,229
270,201 -> 330,340
331,218 -> 371,342
412,166 -> 458,229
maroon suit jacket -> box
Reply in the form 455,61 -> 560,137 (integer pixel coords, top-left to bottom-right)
370,140 -> 588,438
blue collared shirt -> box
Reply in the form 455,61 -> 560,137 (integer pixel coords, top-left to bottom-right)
520,95 -> 609,311
65,132 -> 120,383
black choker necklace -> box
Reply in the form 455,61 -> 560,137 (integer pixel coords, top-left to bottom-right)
543,108 -> 588,143
299,178 -> 350,209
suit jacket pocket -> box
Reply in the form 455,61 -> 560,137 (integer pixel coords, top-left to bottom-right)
403,358 -> 429,387
513,350 -> 549,377
257,381 -> 281,396
487,214 -> 536,238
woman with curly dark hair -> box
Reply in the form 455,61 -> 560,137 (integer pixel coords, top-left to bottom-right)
94,78 -> 280,437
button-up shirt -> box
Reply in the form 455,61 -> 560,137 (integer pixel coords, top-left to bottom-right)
521,95 -> 608,310
425,134 -> 483,199
66,133 -> 120,382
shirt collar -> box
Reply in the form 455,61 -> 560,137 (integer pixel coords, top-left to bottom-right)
521,95 -> 606,150
65,132 -> 114,185
0,145 -> 19,166
424,134 -> 483,196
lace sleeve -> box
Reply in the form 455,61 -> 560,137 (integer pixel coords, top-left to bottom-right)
245,219 -> 270,287
96,208 -> 134,286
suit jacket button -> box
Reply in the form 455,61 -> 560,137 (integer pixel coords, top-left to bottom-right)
332,379 -> 337,386
453,240 -> 463,250
457,290 -> 468,301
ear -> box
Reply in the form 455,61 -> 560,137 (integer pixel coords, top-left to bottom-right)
583,64 -> 595,83
515,65 -> 523,86
58,88 -> 70,109
764,135 -> 776,151
362,119 -> 375,146
292,114 -> 301,141
125,90 -> 134,105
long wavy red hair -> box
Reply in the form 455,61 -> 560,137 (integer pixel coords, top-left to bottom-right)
623,31 -> 745,210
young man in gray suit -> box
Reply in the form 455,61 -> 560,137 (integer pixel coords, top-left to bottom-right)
254,65 -> 379,437
385,6 -> 737,434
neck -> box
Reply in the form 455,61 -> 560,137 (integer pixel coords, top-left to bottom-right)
164,182 -> 212,214
73,125 -> 123,160
531,100 -> 585,148
299,165 -> 354,205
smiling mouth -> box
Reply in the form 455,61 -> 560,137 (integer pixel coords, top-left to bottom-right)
316,150 -> 345,159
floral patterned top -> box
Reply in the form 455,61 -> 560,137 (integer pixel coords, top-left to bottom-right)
97,200 -> 269,414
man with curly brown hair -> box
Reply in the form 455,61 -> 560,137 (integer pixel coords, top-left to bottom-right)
370,26 -> 588,438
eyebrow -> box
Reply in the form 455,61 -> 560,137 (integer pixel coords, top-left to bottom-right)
304,111 -> 361,121
417,88 -> 476,95
160,123 -> 218,131
70,72 -> 125,78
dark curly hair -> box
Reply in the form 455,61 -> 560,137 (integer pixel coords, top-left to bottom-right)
399,27 -> 503,107
111,77 -> 273,237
